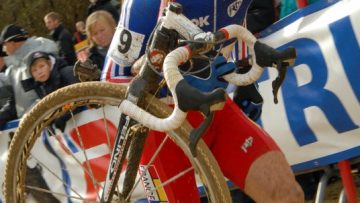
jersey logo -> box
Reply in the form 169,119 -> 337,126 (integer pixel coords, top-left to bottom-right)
228,0 -> 243,17
191,15 -> 210,28
241,136 -> 253,153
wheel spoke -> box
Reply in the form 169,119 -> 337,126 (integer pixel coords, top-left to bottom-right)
45,127 -> 104,191
24,185 -> 98,203
70,109 -> 101,200
102,105 -> 112,153
151,166 -> 194,192
30,154 -> 85,200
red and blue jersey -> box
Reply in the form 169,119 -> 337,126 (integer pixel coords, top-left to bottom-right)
101,0 -> 252,82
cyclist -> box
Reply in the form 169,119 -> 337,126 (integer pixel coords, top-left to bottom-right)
102,0 -> 304,202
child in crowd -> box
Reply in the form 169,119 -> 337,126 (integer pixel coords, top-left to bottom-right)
73,21 -> 87,44
24,51 -> 79,98
23,51 -> 79,131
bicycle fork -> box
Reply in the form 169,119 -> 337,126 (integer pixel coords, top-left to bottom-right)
101,114 -> 148,202
101,74 -> 154,202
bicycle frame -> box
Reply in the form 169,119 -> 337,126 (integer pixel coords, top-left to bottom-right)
100,3 -> 197,202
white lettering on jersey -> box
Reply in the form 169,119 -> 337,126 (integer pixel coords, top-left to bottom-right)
228,0 -> 243,17
241,136 -> 253,153
191,15 -> 210,28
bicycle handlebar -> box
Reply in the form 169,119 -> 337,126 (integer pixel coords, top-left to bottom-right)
117,4 -> 296,133
218,25 -> 264,86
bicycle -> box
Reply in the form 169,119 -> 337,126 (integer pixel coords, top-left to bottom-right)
3,3 -> 296,203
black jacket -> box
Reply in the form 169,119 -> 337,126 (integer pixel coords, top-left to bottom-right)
87,0 -> 120,22
0,85 -> 17,129
0,84 -> 12,108
246,0 -> 276,34
88,46 -> 107,72
0,74 -> 17,129
50,24 -> 77,65
0,96 -> 17,130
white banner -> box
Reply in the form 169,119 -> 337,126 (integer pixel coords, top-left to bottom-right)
257,0 -> 360,171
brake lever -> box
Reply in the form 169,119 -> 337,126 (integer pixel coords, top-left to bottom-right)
189,112 -> 214,157
271,58 -> 295,104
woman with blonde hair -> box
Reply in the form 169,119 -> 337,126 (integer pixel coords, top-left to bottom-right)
85,10 -> 116,72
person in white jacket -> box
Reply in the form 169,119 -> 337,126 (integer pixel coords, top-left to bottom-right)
0,24 -> 58,127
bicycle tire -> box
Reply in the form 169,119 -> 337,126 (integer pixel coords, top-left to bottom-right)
4,81 -> 231,203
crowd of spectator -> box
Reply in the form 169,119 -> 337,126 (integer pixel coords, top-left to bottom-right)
0,0 -> 120,130
0,4 -> 120,200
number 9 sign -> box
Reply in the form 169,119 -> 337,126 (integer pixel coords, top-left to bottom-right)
108,27 -> 145,67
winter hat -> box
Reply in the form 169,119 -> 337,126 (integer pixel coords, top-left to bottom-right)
26,51 -> 50,71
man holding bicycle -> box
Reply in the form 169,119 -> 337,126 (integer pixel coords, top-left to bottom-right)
102,0 -> 304,202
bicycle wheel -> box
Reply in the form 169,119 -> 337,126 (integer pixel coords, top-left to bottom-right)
4,81 -> 231,203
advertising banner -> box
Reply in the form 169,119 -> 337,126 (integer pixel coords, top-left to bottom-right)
257,0 -> 360,172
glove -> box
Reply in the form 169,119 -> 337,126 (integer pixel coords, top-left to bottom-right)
233,82 -> 263,121
184,55 -> 235,92
73,59 -> 102,82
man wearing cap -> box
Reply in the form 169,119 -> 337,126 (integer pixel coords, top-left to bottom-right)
0,24 -> 58,128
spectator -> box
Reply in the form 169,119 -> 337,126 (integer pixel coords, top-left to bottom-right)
44,12 -> 77,65
73,21 -> 87,44
23,51 -> 79,98
0,43 -> 7,72
87,0 -> 120,22
0,24 -> 58,128
85,10 -> 116,72
23,51 -> 80,132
